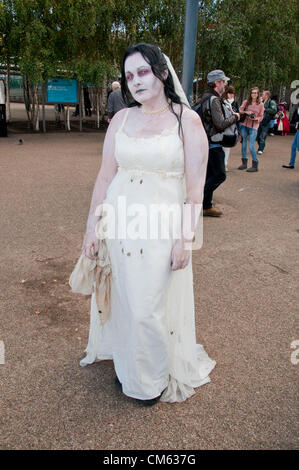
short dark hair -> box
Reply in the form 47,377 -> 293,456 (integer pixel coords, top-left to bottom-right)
223,85 -> 235,101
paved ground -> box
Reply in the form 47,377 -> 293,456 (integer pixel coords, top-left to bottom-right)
0,130 -> 298,450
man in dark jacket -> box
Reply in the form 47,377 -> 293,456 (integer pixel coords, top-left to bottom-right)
107,81 -> 127,121
201,70 -> 239,216
257,91 -> 277,154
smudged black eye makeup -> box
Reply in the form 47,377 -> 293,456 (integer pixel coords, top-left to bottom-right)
126,72 -> 134,82
125,67 -> 151,82
138,68 -> 150,77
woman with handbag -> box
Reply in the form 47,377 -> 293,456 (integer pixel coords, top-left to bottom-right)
76,43 -> 216,406
238,87 -> 264,172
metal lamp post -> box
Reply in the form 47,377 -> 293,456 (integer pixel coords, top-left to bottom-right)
181,0 -> 199,105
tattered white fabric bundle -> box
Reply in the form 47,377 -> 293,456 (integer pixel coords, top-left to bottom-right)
69,240 -> 111,325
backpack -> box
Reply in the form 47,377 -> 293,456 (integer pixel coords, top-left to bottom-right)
192,95 -> 213,137
193,95 -> 239,148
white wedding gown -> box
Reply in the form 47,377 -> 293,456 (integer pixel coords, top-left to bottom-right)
80,109 -> 216,403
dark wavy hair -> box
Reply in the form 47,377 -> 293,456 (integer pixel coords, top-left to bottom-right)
121,43 -> 184,137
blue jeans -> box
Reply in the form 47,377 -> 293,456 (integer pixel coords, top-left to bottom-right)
290,131 -> 299,166
240,125 -> 258,162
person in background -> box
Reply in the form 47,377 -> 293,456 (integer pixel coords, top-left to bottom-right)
257,90 -> 277,155
268,95 -> 278,136
200,70 -> 239,217
107,81 -> 127,122
222,85 -> 239,170
238,87 -> 264,172
282,107 -> 299,169
290,103 -> 299,133
83,87 -> 92,117
276,102 -> 290,136
56,103 -> 65,113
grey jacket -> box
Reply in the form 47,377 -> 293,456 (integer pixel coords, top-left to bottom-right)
107,88 -> 127,119
201,90 -> 237,140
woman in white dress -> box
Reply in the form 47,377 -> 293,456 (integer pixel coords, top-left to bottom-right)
80,43 -> 216,405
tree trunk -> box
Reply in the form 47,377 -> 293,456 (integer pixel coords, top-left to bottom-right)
23,77 -> 31,126
34,86 -> 39,131
66,105 -> 70,131
6,62 -> 11,122
42,81 -> 46,133
35,104 -> 39,131
79,84 -> 83,132
96,89 -> 100,128
100,73 -> 108,122
81,86 -> 85,118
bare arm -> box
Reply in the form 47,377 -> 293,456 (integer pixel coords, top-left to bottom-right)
83,108 -> 127,258
171,109 -> 209,270
183,109 -> 208,210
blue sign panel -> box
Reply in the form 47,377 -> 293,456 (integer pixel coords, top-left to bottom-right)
46,78 -> 78,104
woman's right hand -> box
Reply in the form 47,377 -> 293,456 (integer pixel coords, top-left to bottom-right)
82,232 -> 99,259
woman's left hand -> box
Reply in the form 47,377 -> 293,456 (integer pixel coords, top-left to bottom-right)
170,239 -> 191,271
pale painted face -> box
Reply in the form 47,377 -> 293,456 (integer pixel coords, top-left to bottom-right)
124,52 -> 166,104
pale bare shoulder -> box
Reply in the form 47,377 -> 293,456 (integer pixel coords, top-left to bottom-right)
108,107 -> 129,132
172,103 -> 201,125
180,106 -> 204,136
181,106 -> 201,123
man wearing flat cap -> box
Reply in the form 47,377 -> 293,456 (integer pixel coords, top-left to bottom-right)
199,70 -> 239,216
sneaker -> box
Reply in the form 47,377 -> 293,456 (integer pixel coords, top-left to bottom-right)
203,208 -> 222,217
282,164 -> 294,169
270,133 -> 274,136
257,150 -> 263,155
